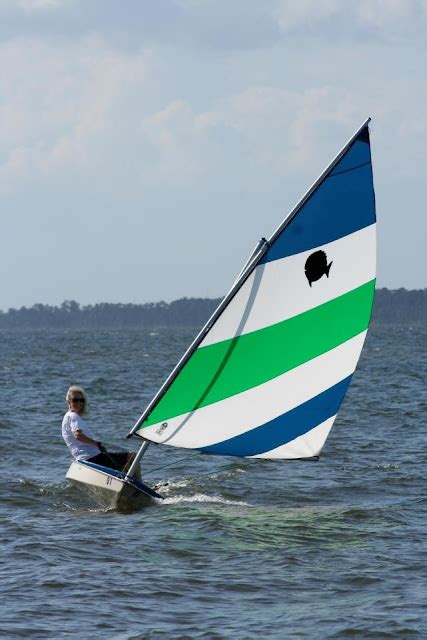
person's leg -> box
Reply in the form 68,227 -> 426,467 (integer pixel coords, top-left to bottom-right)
86,452 -> 111,467
106,452 -> 141,480
87,451 -> 141,479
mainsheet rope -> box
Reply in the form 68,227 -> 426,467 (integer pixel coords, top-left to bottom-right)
142,453 -> 197,476
142,452 -> 319,480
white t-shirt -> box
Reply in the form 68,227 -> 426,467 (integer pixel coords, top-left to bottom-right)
62,411 -> 100,461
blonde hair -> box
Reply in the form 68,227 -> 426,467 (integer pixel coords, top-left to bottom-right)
66,385 -> 89,415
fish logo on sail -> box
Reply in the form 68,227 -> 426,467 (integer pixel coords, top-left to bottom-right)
305,250 -> 333,287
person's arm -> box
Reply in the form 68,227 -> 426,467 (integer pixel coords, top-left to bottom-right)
74,429 -> 101,449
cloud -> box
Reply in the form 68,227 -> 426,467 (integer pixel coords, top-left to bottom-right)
0,2 -> 425,310
0,0 -> 426,53
17,0 -> 64,10
0,36 -> 149,189
275,0 -> 427,40
136,85 -> 374,195
1,16 -> 426,203
0,25 -> 424,201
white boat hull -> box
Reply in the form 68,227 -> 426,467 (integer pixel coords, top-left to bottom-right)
66,460 -> 163,512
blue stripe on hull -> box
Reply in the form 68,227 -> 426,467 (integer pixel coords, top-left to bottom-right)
261,134 -> 376,263
199,375 -> 353,457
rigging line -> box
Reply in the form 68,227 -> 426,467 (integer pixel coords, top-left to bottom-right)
141,449 -> 265,478
145,454 -> 319,479
144,453 -> 252,480
327,160 -> 371,178
152,465 -> 245,488
153,464 -> 322,491
142,453 -> 196,476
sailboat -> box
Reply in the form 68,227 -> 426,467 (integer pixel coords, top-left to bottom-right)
66,118 -> 377,511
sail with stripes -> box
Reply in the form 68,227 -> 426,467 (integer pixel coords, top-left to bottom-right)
133,120 -> 376,459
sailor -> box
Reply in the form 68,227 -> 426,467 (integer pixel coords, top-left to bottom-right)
62,385 -> 140,479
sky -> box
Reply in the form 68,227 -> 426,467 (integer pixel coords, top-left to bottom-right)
0,0 -> 426,311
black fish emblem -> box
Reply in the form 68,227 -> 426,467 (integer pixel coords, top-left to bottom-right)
305,250 -> 333,287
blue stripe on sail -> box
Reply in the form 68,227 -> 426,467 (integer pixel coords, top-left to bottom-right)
199,375 -> 352,457
261,134 -> 376,263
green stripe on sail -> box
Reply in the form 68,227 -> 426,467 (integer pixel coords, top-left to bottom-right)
142,280 -> 375,427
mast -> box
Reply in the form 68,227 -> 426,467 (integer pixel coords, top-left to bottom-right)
127,118 -> 372,439
124,439 -> 150,480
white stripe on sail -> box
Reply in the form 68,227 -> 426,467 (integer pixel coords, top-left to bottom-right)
139,331 -> 367,449
201,224 -> 376,347
250,416 -> 336,459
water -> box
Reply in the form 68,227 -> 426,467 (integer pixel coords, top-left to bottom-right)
0,325 -> 425,639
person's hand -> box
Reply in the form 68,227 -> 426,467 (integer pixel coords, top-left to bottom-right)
97,442 -> 107,453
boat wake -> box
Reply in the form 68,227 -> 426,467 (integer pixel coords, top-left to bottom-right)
155,472 -> 250,508
161,492 -> 249,507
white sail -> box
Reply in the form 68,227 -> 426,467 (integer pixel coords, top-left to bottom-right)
132,120 -> 376,459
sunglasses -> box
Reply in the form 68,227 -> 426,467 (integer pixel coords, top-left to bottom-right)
71,397 -> 85,403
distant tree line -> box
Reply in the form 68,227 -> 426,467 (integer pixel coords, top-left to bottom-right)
0,298 -> 220,330
371,288 -> 426,325
0,289 -> 425,330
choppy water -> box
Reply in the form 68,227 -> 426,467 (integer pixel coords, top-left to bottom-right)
0,325 -> 426,639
